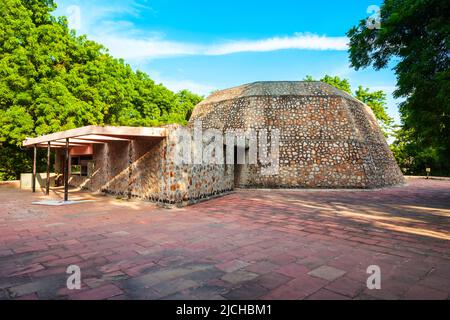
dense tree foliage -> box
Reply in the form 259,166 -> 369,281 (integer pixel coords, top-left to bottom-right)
354,85 -> 393,136
0,0 -> 202,180
303,75 -> 393,136
319,75 -> 352,94
347,0 -> 449,176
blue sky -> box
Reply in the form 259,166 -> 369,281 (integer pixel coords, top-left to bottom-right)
53,0 -> 402,124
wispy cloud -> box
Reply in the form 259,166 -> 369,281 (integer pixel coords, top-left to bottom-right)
159,79 -> 217,96
143,69 -> 217,96
206,33 -> 348,55
96,33 -> 348,60
96,36 -> 201,59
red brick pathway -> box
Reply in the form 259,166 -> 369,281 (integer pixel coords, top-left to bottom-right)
0,178 -> 449,300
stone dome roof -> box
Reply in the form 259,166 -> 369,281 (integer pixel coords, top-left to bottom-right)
196,81 -> 358,106
189,80 -> 404,189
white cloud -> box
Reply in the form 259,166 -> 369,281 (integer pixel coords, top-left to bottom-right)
96,36 -> 202,59
94,33 -> 348,60
206,33 -> 348,55
160,79 -> 216,96
145,70 -> 216,95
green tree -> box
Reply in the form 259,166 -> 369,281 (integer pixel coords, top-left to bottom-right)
0,0 -> 202,180
174,90 -> 203,124
390,126 -> 442,175
320,75 -> 352,94
354,86 -> 393,136
347,0 -> 450,175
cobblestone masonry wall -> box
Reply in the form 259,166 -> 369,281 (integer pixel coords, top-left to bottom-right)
67,125 -> 233,206
162,124 -> 234,205
190,81 -> 404,188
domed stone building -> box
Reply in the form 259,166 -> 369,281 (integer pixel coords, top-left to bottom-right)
190,81 -> 404,189
23,81 -> 404,207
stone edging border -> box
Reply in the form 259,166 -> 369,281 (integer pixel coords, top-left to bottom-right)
405,175 -> 450,181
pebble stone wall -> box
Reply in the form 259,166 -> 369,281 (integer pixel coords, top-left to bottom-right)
190,81 -> 405,188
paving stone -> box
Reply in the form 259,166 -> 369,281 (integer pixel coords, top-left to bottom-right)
122,262 -> 156,277
0,289 -> 9,299
297,256 -> 329,270
325,277 -> 364,298
70,284 -> 123,300
125,264 -> 210,289
246,261 -> 279,275
260,284 -> 307,300
223,282 -> 269,300
215,260 -> 250,273
308,265 -> 347,281
402,285 -> 448,300
84,271 -> 129,289
108,231 -> 130,237
8,263 -> 45,277
221,270 -> 259,284
0,178 -> 449,299
306,288 -> 350,300
43,256 -> 82,268
275,263 -> 309,278
254,272 -> 293,290
120,286 -> 162,300
15,293 -> 39,300
418,275 -> 450,292
0,275 -> 37,292
184,284 -> 229,300
184,267 -> 226,284
285,274 -> 329,298
269,253 -> 297,265
7,276 -> 66,299
152,278 -> 199,297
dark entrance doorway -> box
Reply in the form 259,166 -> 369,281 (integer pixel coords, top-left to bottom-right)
233,145 -> 248,188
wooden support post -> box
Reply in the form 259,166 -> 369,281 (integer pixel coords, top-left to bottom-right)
46,141 -> 51,195
64,138 -> 69,202
32,145 -> 37,192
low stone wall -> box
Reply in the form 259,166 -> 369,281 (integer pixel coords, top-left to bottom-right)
20,173 -> 57,189
67,125 -> 233,206
161,125 -> 234,205
405,176 -> 450,181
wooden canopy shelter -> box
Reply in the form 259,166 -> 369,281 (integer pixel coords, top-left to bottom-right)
22,125 -> 167,201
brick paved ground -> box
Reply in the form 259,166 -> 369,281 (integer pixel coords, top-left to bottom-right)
0,178 -> 449,300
